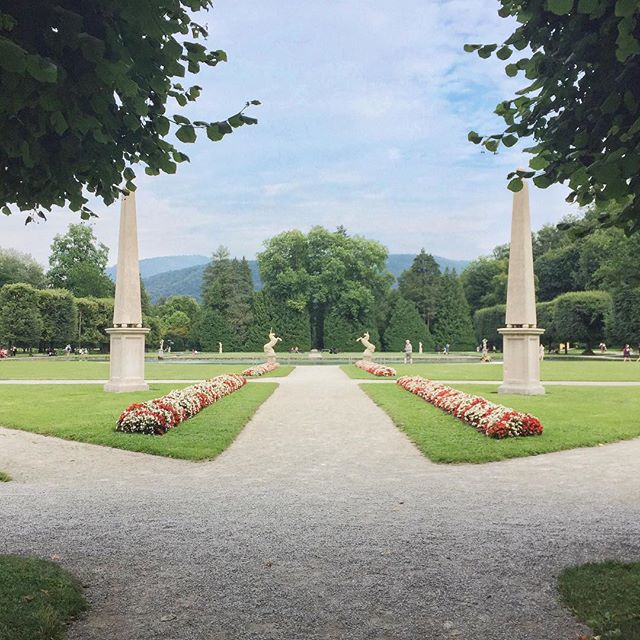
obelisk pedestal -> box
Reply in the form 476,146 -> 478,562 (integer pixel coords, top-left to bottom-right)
498,175 -> 545,396
104,192 -> 149,392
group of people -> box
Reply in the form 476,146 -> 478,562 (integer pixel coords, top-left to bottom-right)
0,346 -> 18,358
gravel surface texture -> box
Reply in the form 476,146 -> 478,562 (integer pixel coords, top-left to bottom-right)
1,365 -> 639,639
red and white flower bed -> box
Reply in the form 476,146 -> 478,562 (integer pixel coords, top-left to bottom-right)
397,376 -> 543,439
355,360 -> 397,377
242,361 -> 279,377
117,374 -> 246,435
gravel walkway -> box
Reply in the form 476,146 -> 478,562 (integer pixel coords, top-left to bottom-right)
1,365 -> 639,639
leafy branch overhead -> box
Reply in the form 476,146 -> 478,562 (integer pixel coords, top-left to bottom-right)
0,1 -> 259,221
466,0 -> 640,234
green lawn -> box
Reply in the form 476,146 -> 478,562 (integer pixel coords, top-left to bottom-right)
0,471 -> 10,482
0,383 -> 277,460
0,555 -> 87,640
558,561 -> 640,639
0,360 -> 293,380
362,383 -> 640,463
343,360 -> 640,381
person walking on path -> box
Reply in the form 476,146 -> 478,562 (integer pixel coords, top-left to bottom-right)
403,339 -> 413,364
623,344 -> 632,361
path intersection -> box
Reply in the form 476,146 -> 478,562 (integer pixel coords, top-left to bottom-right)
1,365 -> 639,639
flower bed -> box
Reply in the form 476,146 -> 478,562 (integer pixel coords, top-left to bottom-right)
355,360 -> 397,377
397,376 -> 543,438
242,361 -> 279,377
117,374 -> 246,435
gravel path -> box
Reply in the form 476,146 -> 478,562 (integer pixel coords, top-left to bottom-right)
1,365 -> 639,639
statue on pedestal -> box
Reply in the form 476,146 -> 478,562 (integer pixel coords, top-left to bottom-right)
264,330 -> 282,362
356,332 -> 376,361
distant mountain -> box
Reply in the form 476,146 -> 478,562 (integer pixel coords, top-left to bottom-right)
107,254 -> 209,280
142,254 -> 471,303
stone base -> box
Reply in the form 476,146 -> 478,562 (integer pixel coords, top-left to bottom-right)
498,326 -> 545,396
104,326 -> 150,393
266,355 -> 278,364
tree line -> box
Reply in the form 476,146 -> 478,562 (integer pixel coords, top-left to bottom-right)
0,224 -> 476,353
464,203 -> 640,352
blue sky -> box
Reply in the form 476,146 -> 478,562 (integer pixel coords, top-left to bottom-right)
3,0 -> 578,266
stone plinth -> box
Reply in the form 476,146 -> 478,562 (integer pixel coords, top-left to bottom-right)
266,355 -> 277,365
498,327 -> 545,395
104,327 -> 150,392
308,349 -> 323,359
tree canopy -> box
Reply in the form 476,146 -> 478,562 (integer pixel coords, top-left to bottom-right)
0,0 -> 259,221
0,247 -> 45,288
467,0 -> 640,233
47,223 -> 114,297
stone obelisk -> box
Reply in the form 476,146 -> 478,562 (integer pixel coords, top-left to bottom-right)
498,175 -> 545,396
104,192 -> 150,392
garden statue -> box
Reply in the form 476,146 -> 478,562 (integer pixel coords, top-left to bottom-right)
264,330 -> 282,362
356,332 -> 376,361
481,338 -> 491,362
158,339 -> 164,360
218,342 -> 223,354
419,341 -> 423,354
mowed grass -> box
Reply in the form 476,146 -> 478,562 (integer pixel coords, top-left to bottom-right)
0,555 -> 87,640
343,360 -> 640,381
0,360 -> 293,380
0,383 -> 277,460
361,383 -> 640,463
558,561 -> 640,639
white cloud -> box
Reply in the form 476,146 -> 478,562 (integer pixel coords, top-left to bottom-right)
1,0 -> 579,268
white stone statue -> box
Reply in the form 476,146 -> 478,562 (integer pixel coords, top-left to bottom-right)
418,341 -> 423,354
157,339 -> 164,360
218,342 -> 223,354
264,330 -> 282,360
356,332 -> 376,361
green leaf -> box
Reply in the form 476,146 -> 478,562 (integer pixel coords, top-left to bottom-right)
214,50 -> 228,62
239,114 -> 258,125
496,46 -> 513,60
485,139 -> 499,153
615,0 -> 637,17
577,0 -> 599,13
508,178 -> 524,192
77,33 -> 105,63
173,115 -> 191,125
50,111 -> 68,135
533,174 -> 554,188
478,44 -> 498,58
250,99 -> 262,105
206,124 -> 223,142
156,116 -> 170,136
502,134 -> 518,147
468,131 -> 482,144
2,206 -> 11,216
505,63 -> 519,77
529,156 -> 550,170
25,55 -> 57,83
463,44 -> 482,52
547,0 -> 574,15
0,35 -> 27,73
228,114 -> 244,128
123,167 -> 135,181
175,125 -> 196,143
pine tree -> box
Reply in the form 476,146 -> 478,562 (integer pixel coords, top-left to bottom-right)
431,270 -> 476,351
382,297 -> 432,352
398,249 -> 441,330
324,308 -> 380,352
271,303 -> 312,352
194,308 -> 237,352
245,291 -> 274,351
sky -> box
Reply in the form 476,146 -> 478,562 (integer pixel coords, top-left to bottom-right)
1,0 -> 579,267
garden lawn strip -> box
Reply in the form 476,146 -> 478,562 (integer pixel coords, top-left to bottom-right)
0,383 -> 277,460
0,554 -> 87,640
558,561 -> 640,639
0,360 -> 294,380
361,383 -> 640,463
341,361 -> 640,381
